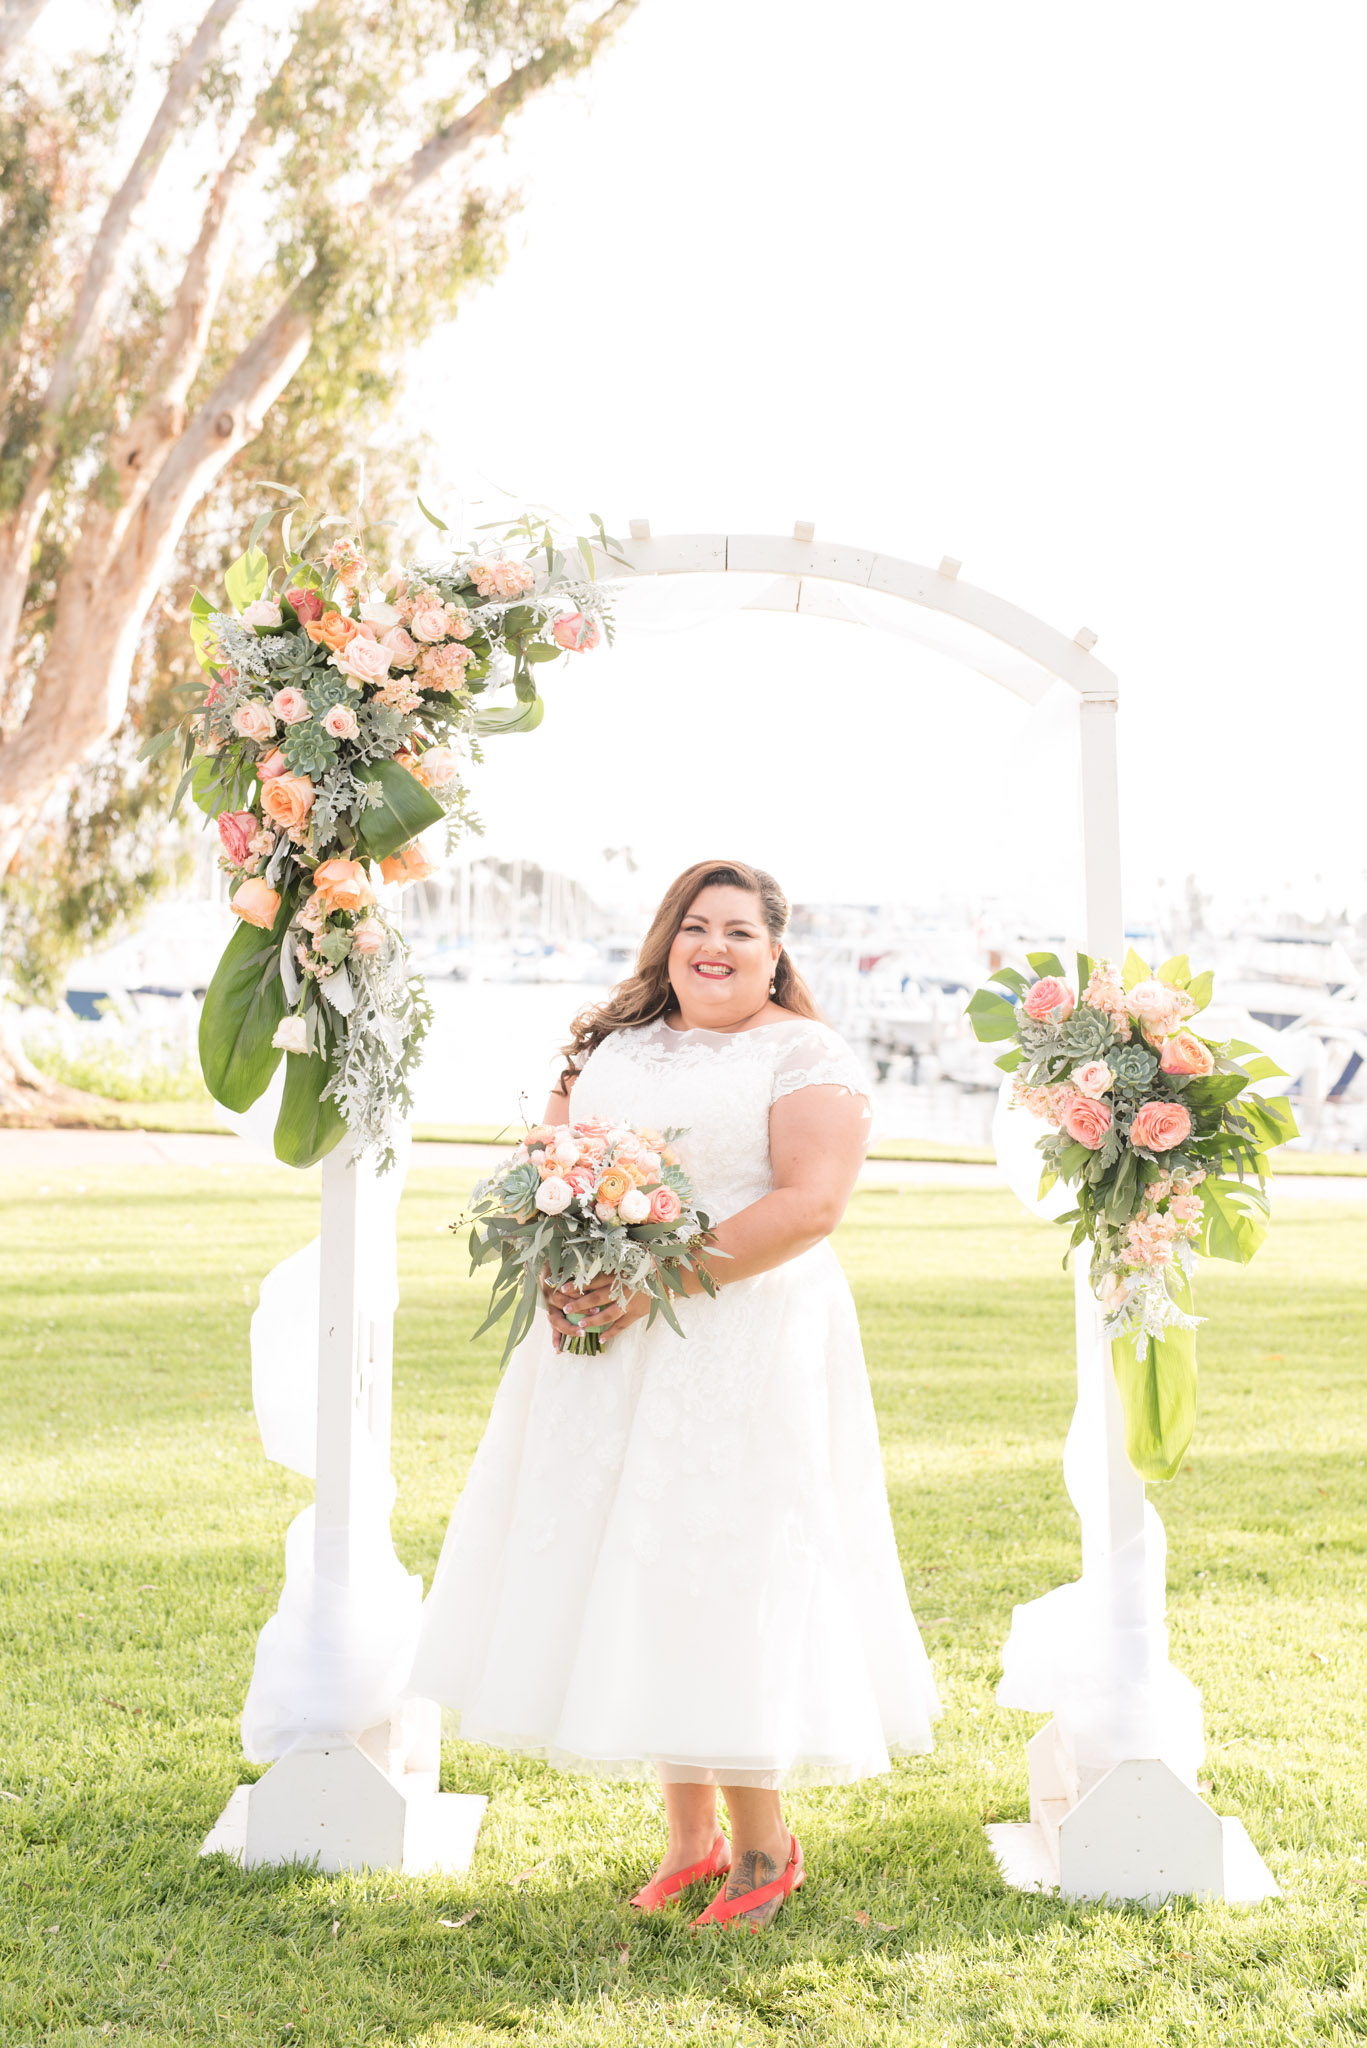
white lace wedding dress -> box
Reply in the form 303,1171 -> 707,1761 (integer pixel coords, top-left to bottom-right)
407,1015 -> 940,1787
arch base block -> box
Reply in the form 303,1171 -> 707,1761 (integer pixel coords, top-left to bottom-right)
986,1734 -> 1279,1904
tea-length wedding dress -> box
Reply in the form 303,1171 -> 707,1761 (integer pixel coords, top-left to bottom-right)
407,1015 -> 939,1786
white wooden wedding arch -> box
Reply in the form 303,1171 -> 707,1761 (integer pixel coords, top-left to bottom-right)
204,523 -> 1277,1905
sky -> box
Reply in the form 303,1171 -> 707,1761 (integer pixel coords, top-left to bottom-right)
397,0 -> 1367,930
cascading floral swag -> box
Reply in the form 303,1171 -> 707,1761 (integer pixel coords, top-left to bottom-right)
145,506 -> 616,1169
968,948 -> 1297,1481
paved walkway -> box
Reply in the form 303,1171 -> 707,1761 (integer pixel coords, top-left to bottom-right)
3,1126 -> 1365,1200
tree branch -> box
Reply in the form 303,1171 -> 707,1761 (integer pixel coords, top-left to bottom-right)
0,0 -> 51,74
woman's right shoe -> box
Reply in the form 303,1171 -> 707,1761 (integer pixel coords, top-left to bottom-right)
691,1833 -> 804,1929
629,1831 -> 731,1913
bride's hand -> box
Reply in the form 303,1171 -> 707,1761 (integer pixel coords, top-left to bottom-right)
541,1272 -> 650,1347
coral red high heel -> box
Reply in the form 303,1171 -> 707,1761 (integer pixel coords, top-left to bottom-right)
691,1833 -> 804,1929
629,1830 -> 731,1913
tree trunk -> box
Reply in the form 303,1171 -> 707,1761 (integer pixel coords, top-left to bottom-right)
0,1010 -> 126,1127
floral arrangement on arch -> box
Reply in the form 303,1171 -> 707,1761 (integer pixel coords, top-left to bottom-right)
968,948 -> 1297,1479
145,504 -> 617,1168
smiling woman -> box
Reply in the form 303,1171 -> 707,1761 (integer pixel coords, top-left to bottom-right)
407,860 -> 940,1929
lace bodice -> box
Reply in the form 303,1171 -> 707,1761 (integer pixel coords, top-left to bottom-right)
570,1016 -> 871,1223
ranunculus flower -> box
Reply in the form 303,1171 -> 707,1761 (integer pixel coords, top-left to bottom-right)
552,611 -> 601,653
271,687 -> 311,725
241,597 -> 283,630
1061,1093 -> 1113,1149
359,600 -> 402,632
1130,1100 -> 1193,1153
332,633 -> 392,684
232,701 -> 276,743
260,772 -> 315,828
1023,976 -> 1075,1022
286,585 -> 323,622
306,610 -> 360,651
649,1184 -> 683,1223
418,746 -> 460,787
1159,1030 -> 1216,1077
349,918 -> 385,957
380,626 -> 420,670
1072,1061 -> 1113,1098
534,1176 -> 573,1216
217,810 -> 257,864
322,704 -> 358,739
311,858 -> 376,916
594,1167 -> 631,1207
230,877 -> 281,929
257,748 -> 287,779
408,599 -> 451,643
379,841 -> 436,885
271,1014 -> 308,1054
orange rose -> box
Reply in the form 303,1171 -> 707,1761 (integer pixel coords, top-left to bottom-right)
260,772 -> 315,828
304,610 -> 360,651
229,877 -> 281,929
1158,1030 -> 1216,1078
379,841 -> 436,885
392,749 -> 430,787
310,858 -> 376,917
594,1167 -> 631,1207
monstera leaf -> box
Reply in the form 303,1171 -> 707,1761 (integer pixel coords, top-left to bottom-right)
273,1047 -> 347,1168
1110,1270 -> 1198,1482
355,756 -> 445,862
198,887 -> 296,1111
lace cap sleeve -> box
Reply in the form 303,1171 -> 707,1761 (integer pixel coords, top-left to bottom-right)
769,1022 -> 873,1110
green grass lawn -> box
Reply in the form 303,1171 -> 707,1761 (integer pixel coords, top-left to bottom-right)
2,1168 -> 1365,2047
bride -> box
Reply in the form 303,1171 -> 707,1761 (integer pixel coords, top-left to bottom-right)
408,860 -> 938,1927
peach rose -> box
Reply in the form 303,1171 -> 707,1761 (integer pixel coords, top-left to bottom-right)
229,877 -> 281,929
649,1185 -> 682,1223
260,772 -> 315,828
1023,976 -> 1075,1022
286,586 -> 323,622
392,748 -> 428,786
1061,1093 -> 1113,1149
349,917 -> 385,957
1159,1030 -> 1215,1077
322,704 -> 358,740
332,633 -> 392,684
232,701 -> 276,744
305,609 -> 361,651
552,611 -> 601,653
1072,1060 -> 1113,1098
271,687 -> 311,725
380,626 -> 420,670
1129,1100 -> 1192,1153
379,841 -> 436,886
1128,978 -> 1197,1037
311,858 -> 376,916
216,810 -> 257,864
257,748 -> 287,779
418,746 -> 460,786
408,599 -> 451,643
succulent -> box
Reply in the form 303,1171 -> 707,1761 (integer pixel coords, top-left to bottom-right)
1110,1041 -> 1160,1088
1060,1005 -> 1116,1059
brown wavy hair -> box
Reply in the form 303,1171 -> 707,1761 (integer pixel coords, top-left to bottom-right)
557,859 -> 820,1091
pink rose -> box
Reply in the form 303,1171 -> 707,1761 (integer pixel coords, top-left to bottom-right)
408,600 -> 451,643
1023,976 -> 1075,1022
1129,1100 -> 1193,1153
380,626 -> 419,670
418,746 -> 459,786
271,687 -> 311,725
323,704 -> 359,740
232,701 -> 276,743
563,1166 -> 595,1195
1129,978 -> 1197,1038
349,918 -> 385,957
552,611 -> 601,653
1072,1061 -> 1113,1098
257,748 -> 287,780
648,1185 -> 683,1223
229,877 -> 281,930
1159,1030 -> 1215,1078
217,810 -> 258,864
241,597 -> 283,630
286,586 -> 323,622
332,634 -> 392,684
1061,1093 -> 1113,1149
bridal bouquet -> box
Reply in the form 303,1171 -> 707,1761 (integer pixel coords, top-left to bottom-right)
462,1118 -> 717,1362
967,949 -> 1297,1480
144,504 -> 614,1168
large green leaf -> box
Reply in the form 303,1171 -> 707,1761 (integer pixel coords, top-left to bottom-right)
198,886 -> 296,1111
472,695 -> 546,737
1112,1289 -> 1197,1483
274,1048 -> 347,1168
355,756 -> 445,862
1121,947 -> 1151,990
1157,954 -> 1191,987
1186,968 -> 1215,1011
1240,1093 -> 1299,1150
965,987 -> 1018,1042
1196,1176 -> 1269,1263
1026,950 -> 1066,979
189,589 -> 218,673
224,547 -> 269,612
1183,1071 -> 1251,1110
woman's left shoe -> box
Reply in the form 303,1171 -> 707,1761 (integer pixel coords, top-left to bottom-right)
629,1831 -> 731,1913
691,1833 -> 804,1929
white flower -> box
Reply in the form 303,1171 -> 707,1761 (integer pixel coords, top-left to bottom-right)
272,1014 -> 308,1055
639,1150 -> 661,1174
552,1138 -> 579,1168
594,1201 -> 619,1224
359,599 -> 402,631
535,1176 -> 573,1216
618,1189 -> 651,1225
241,598 -> 283,629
